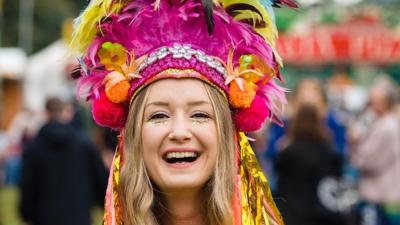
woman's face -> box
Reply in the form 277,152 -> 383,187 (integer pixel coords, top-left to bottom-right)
141,79 -> 218,192
369,86 -> 390,115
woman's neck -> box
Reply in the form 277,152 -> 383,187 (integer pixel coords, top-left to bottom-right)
162,188 -> 206,225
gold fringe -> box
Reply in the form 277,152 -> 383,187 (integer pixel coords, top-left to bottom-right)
103,144 -> 123,225
113,145 -> 123,224
239,132 -> 284,225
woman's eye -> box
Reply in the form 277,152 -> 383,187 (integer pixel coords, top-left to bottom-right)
191,112 -> 210,119
148,112 -> 169,121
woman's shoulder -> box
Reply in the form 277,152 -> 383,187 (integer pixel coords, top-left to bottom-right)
371,113 -> 400,136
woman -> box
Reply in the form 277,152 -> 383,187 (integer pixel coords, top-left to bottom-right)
275,103 -> 346,225
350,81 -> 400,225
121,79 -> 235,225
70,0 -> 297,224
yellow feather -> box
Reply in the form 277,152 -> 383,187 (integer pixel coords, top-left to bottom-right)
70,0 -> 125,53
217,0 -> 278,47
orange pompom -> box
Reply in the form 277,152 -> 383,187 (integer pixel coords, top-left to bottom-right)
105,80 -> 130,103
229,81 -> 256,109
104,71 -> 131,104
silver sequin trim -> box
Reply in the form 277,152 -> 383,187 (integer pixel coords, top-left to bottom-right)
138,43 -> 228,78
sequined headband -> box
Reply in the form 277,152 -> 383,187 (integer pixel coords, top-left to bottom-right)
130,43 -> 229,96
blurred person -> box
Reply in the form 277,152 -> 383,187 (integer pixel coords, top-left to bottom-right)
0,104 -> 7,225
3,108 -> 42,186
19,97 -> 108,225
68,99 -> 89,132
349,82 -> 400,225
93,127 -> 118,169
275,103 -> 348,225
267,77 -> 347,160
0,104 -> 7,185
265,77 -> 347,191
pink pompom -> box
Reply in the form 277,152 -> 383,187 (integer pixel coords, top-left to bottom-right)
234,95 -> 270,132
92,92 -> 127,129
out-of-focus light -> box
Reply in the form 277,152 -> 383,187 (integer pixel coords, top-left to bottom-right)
0,48 -> 27,78
334,0 -> 364,5
297,0 -> 321,6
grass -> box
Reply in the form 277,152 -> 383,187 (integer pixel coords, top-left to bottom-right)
0,186 -> 103,225
0,186 -> 23,225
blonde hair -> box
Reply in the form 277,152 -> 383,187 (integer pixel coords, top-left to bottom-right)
119,80 -> 236,225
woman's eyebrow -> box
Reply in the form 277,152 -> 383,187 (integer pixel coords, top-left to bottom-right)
187,100 -> 211,106
145,101 -> 169,107
145,100 -> 210,107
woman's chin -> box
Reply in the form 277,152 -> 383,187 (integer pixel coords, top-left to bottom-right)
155,174 -> 211,192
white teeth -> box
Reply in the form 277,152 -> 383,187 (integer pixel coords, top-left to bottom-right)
166,152 -> 197,159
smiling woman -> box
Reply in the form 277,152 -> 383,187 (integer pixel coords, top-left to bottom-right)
70,0 -> 297,224
121,79 -> 235,225
141,80 -> 222,191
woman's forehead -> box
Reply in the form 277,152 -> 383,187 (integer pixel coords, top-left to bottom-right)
146,78 -> 212,103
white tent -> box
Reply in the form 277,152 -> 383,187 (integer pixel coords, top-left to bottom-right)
24,40 -> 76,111
0,47 -> 27,79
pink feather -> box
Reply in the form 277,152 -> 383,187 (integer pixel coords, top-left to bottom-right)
77,0 -> 284,129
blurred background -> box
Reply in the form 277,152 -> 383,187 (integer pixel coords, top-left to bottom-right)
1,0 -> 400,225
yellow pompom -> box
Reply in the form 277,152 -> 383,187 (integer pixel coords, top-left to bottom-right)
104,71 -> 130,104
98,42 -> 127,71
229,81 -> 256,109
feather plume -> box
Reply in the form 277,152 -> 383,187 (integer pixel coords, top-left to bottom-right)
71,65 -> 82,80
271,0 -> 299,8
203,0 -> 215,34
258,80 -> 287,125
218,0 -> 278,48
70,0 -> 126,53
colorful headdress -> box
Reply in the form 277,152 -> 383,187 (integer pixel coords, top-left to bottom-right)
71,0 -> 297,224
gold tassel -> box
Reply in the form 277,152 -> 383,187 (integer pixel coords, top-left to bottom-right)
103,140 -> 123,225
239,132 -> 284,225
113,144 -> 123,224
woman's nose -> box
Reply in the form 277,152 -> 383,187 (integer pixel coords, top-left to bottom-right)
168,113 -> 192,142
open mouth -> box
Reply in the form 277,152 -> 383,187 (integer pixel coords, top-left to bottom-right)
163,152 -> 200,164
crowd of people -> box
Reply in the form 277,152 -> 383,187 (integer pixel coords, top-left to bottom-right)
252,76 -> 400,225
0,97 -> 112,225
0,74 -> 399,225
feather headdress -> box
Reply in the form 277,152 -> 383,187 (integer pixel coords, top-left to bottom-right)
70,0 -> 298,224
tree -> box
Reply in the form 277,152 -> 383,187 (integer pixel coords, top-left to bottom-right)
1,0 -> 84,54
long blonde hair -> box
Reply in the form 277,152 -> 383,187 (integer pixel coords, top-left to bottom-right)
119,80 -> 236,225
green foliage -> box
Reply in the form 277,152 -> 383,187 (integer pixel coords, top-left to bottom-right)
33,0 -> 75,52
1,0 -> 84,54
275,7 -> 303,32
1,0 -> 19,48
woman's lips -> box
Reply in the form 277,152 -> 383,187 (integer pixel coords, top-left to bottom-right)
161,148 -> 201,169
165,160 -> 199,169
